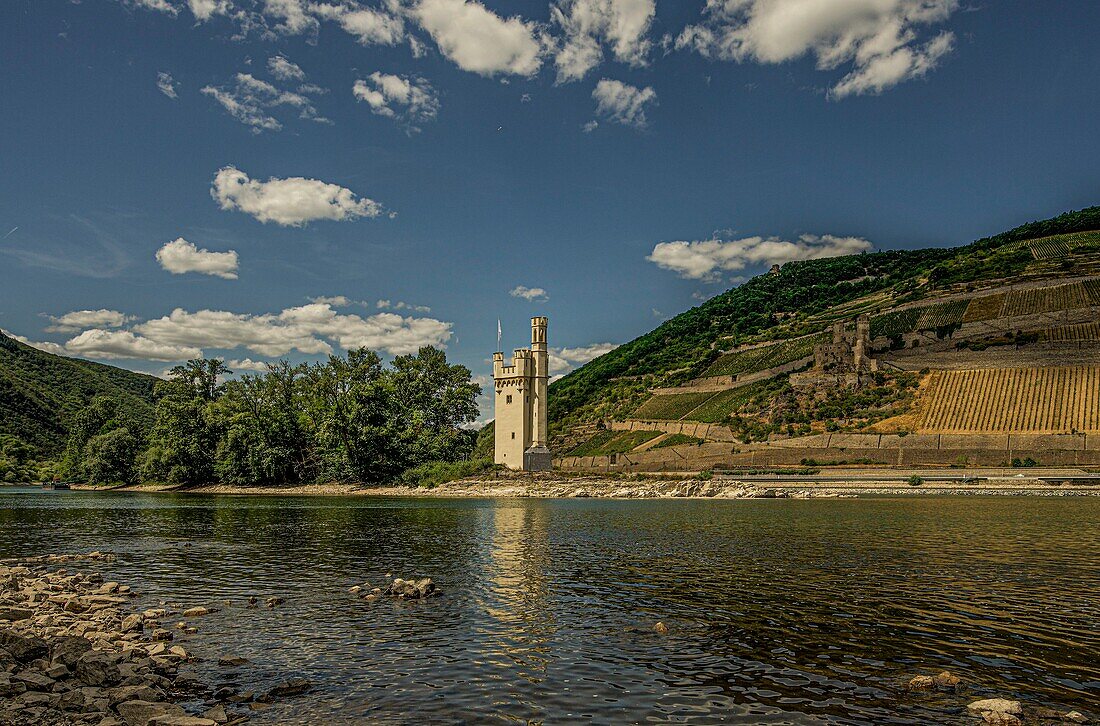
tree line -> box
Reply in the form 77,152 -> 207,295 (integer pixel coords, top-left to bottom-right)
58,346 -> 482,487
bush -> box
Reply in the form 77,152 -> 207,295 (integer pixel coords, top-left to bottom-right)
395,459 -> 499,489
907,475 -> 924,487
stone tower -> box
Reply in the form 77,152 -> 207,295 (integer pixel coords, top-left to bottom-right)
493,317 -> 552,471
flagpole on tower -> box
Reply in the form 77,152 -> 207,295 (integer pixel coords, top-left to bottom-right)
497,319 -> 502,353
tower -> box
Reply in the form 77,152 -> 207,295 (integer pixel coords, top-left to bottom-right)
492,318 -> 552,471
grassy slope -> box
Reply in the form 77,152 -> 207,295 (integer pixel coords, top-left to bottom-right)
0,332 -> 158,456
547,206 -> 1100,434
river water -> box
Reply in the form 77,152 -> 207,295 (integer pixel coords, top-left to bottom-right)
0,489 -> 1097,724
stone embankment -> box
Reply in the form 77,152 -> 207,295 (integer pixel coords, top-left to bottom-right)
0,553 -> 311,725
904,670 -> 1090,724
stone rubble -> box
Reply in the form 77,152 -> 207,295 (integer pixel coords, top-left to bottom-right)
905,671 -> 1091,724
0,552 -> 312,726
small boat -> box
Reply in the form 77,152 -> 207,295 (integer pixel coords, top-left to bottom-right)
42,482 -> 72,491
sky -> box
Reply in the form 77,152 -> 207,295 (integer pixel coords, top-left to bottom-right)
2,0 -> 1099,420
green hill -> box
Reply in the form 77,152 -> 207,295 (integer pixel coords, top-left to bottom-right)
0,331 -> 158,460
547,206 -> 1100,442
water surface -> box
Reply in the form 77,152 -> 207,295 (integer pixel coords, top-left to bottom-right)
1,489 -> 1097,724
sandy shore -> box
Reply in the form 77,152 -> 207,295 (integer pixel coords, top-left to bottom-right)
64,474 -> 1100,499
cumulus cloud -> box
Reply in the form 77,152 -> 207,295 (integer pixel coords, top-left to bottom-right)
552,0 -> 655,83
310,295 -> 353,306
648,233 -> 873,281
211,166 -> 385,226
155,238 -> 240,279
413,0 -> 544,77
591,78 -> 655,128
65,329 -> 203,362
676,0 -> 958,98
353,73 -> 440,130
267,55 -> 306,81
156,71 -> 179,99
311,2 -> 407,45
1,330 -> 68,356
376,299 -> 431,313
124,0 -> 179,15
226,358 -> 272,372
509,285 -> 549,302
548,342 -> 618,375
187,0 -> 231,20
134,303 -> 452,356
45,310 -> 134,333
201,73 -> 327,133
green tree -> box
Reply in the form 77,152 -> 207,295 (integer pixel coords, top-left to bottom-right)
140,359 -> 227,485
83,428 -> 139,485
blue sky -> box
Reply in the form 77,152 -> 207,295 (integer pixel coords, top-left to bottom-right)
2,0 -> 1099,418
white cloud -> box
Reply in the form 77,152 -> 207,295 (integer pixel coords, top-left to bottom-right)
648,233 -> 873,281
226,358 -> 272,372
509,285 -> 549,302
1,330 -> 68,356
211,166 -> 384,226
261,0 -> 318,35
267,55 -> 306,81
310,295 -> 352,306
552,0 -> 655,83
312,2 -> 407,45
156,238 -> 240,279
187,0 -> 230,20
376,299 -> 431,313
353,73 -> 440,130
412,0 -> 543,77
45,310 -> 134,333
65,329 -> 202,362
676,0 -> 958,98
156,71 -> 179,99
134,303 -> 452,357
125,0 -> 179,15
201,73 -> 327,133
591,78 -> 655,128
548,342 -> 618,374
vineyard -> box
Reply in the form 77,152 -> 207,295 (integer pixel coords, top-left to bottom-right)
1043,322 -> 1100,342
870,309 -> 921,339
686,380 -> 777,423
963,294 -> 1006,323
1001,282 -> 1090,317
1085,278 -> 1100,304
1028,238 -> 1071,259
705,334 -> 820,377
918,367 -> 1100,433
915,299 -> 970,330
632,391 -> 717,420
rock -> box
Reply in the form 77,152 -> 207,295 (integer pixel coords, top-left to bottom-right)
907,675 -> 935,691
348,586 -> 362,594
57,687 -> 86,711
265,677 -> 313,698
264,597 -> 284,608
203,704 -> 228,724
218,656 -> 248,667
149,717 -> 217,726
414,578 -> 436,598
246,596 -> 258,609
363,594 -> 378,603
654,622 -> 669,635
52,636 -> 93,667
121,614 -> 143,633
983,713 -> 1021,725
108,683 -> 164,705
0,632 -> 49,662
43,663 -> 70,679
74,652 -> 123,687
1064,713 -> 1090,724
115,699 -> 185,726
152,629 -> 174,642
181,607 -> 209,617
0,607 -> 34,621
13,670 -> 55,690
933,671 -> 962,691
969,699 -> 1023,715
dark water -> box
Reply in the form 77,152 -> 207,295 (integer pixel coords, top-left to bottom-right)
0,489 -> 1097,724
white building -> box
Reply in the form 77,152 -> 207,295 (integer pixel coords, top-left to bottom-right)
492,317 -> 551,471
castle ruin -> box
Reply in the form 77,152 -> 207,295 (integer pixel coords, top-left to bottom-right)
791,314 -> 877,391
493,317 -> 552,471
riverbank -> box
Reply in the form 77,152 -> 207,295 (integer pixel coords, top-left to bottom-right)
0,552 -> 313,725
59,472 -> 1100,498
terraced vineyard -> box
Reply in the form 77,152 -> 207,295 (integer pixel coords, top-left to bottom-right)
705,334 -> 820,377
1043,322 -> 1100,342
918,367 -> 1100,433
963,293 -> 1006,323
1085,278 -> 1100,304
1002,282 -> 1090,317
915,299 -> 969,330
688,381 -> 776,423
1028,237 -> 1072,259
633,390 -> 717,420
870,308 -> 921,339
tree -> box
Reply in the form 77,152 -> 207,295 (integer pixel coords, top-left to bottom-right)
83,428 -> 139,485
140,359 -> 226,485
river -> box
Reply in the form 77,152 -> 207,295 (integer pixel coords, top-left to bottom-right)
0,488 -> 1097,724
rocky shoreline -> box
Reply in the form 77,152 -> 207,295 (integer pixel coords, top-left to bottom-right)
0,552 -> 311,725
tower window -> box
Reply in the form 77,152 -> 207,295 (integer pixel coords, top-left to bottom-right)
506,395 -> 512,404
511,432 -> 515,439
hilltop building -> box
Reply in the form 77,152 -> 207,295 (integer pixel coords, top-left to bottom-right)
493,317 -> 552,471
791,314 -> 877,391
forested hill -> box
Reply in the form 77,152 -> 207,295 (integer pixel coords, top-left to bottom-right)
547,205 -> 1100,433
0,331 -> 157,457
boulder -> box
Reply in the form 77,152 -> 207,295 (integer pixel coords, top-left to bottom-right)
983,713 -> 1021,725
654,622 -> 669,635
0,632 -> 49,662
149,718 -> 217,726
52,636 -> 94,667
202,704 -> 228,724
969,699 -> 1023,715
13,670 -> 55,690
74,652 -> 123,687
0,607 -> 33,621
264,597 -> 284,608
907,675 -> 935,691
181,607 -> 209,618
933,671 -> 962,691
108,683 -> 164,705
265,677 -> 313,698
217,656 -> 248,667
115,700 -> 185,726
121,614 -> 143,633
1064,713 -> 1089,724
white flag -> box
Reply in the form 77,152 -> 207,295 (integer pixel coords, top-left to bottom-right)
497,319 -> 502,351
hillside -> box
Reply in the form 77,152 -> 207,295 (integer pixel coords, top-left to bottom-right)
0,331 -> 158,459
548,206 -> 1100,469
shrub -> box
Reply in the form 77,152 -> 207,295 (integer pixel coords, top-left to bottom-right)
907,475 -> 924,486
395,459 -> 499,489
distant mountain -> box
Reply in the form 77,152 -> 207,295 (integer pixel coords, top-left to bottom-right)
0,332 -> 158,457
548,206 -> 1100,447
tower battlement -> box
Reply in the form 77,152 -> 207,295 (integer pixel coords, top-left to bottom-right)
493,318 -> 551,471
